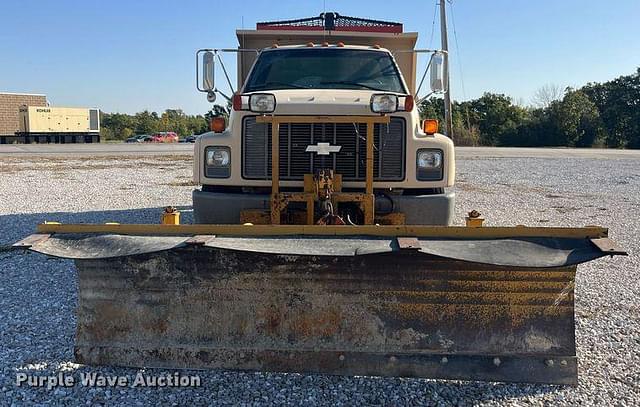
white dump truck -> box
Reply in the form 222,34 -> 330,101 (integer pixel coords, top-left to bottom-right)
193,13 -> 454,225
20,12 -> 625,386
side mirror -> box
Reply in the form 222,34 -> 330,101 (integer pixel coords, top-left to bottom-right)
202,51 -> 215,91
430,52 -> 446,93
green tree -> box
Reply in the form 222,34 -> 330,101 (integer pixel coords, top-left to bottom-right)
419,95 -> 522,146
100,112 -> 135,140
187,115 -> 209,135
160,109 -> 190,137
549,89 -> 603,147
134,110 -> 159,135
205,103 -> 231,121
505,108 -> 555,147
418,98 -> 444,123
582,68 -> 640,148
470,93 -> 529,146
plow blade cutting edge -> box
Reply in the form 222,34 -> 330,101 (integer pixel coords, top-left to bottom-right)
17,225 -> 626,385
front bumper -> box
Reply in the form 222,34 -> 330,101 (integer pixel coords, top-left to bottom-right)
193,189 -> 455,225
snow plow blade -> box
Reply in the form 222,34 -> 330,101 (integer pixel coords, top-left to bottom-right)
17,224 -> 626,385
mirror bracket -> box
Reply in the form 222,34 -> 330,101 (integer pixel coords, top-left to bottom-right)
196,48 -> 261,103
410,49 -> 448,101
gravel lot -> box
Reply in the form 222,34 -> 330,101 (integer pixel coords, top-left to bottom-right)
0,151 -> 637,406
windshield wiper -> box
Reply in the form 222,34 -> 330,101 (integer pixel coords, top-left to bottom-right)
319,80 -> 388,92
251,81 -> 310,90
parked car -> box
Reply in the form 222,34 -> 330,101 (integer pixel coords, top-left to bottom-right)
151,132 -> 179,143
183,134 -> 198,143
125,134 -> 151,143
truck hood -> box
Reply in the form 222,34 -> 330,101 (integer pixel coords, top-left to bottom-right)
251,89 -> 389,116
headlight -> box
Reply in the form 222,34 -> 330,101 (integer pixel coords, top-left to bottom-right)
370,94 -> 398,113
205,146 -> 231,178
416,149 -> 443,181
207,148 -> 230,167
417,150 -> 442,169
249,93 -> 276,113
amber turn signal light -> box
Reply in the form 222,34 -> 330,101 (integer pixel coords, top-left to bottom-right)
423,119 -> 438,135
210,117 -> 226,133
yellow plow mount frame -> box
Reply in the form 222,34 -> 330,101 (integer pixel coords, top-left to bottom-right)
255,114 -> 390,225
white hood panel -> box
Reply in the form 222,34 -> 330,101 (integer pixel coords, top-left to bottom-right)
258,89 -> 381,116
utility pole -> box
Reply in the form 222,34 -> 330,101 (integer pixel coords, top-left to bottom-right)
439,0 -> 453,140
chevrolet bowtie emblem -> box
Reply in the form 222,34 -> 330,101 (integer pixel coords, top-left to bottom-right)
305,142 -> 342,156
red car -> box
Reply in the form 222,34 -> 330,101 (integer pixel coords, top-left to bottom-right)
151,132 -> 179,143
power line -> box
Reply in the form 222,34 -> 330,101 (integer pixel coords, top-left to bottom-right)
322,0 -> 327,41
448,0 -> 467,101
428,0 -> 438,48
448,0 -> 472,131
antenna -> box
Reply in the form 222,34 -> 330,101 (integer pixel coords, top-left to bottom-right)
322,1 -> 327,41
241,16 -> 245,48
240,16 -> 246,93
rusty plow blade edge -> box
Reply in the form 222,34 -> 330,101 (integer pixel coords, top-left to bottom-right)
23,233 -> 626,384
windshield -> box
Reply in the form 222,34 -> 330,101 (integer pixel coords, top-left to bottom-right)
244,48 -> 406,93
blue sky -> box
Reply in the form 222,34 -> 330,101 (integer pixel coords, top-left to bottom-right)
1,1 -> 638,114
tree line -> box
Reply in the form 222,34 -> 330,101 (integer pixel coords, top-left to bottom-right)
420,68 -> 639,148
100,105 -> 232,140
100,68 -> 638,148
100,109 -> 209,140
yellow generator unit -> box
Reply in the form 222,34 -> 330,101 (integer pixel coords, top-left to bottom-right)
17,106 -> 100,143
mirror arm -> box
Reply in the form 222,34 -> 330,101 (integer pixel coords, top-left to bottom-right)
414,55 -> 434,99
214,89 -> 232,102
415,91 -> 436,106
216,52 -> 235,95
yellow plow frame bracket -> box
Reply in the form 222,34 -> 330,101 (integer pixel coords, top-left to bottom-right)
256,115 -> 390,225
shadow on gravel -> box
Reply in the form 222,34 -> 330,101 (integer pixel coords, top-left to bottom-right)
0,206 -> 194,245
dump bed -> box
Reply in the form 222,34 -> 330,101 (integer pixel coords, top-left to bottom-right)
235,13 -> 419,92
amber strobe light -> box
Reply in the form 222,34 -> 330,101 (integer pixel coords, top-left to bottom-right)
423,119 -> 438,135
210,117 -> 226,133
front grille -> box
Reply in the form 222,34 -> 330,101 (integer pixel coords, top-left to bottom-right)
242,116 -> 405,181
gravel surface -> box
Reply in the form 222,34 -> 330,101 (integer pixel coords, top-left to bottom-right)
0,152 -> 637,406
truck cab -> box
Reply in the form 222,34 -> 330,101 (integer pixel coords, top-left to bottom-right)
193,16 -> 455,225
